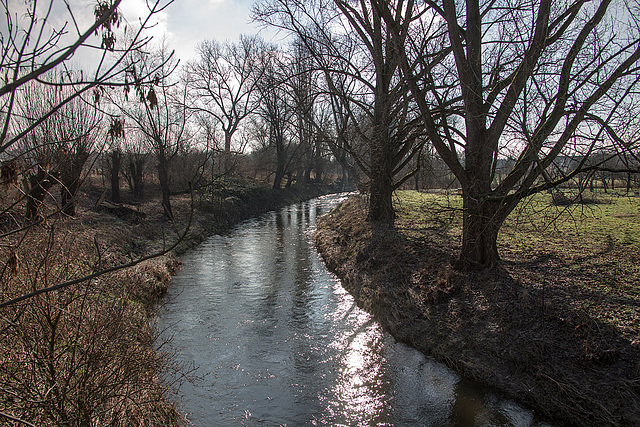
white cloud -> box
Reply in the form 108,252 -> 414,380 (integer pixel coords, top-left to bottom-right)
119,0 -> 171,42
1,0 -> 274,69
162,0 -> 270,62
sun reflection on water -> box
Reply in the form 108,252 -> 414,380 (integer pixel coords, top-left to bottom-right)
320,286 -> 394,426
159,194 -> 552,426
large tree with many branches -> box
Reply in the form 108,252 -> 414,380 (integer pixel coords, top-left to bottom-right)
372,0 -> 640,269
254,0 -> 427,222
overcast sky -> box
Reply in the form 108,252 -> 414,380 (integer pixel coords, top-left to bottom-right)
140,0 -> 274,62
2,0 -> 275,68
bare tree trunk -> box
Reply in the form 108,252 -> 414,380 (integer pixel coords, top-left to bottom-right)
224,132 -> 232,154
110,150 -> 121,203
24,166 -> 54,219
315,159 -> 323,183
273,137 -> 286,190
60,179 -> 80,216
273,165 -> 285,190
455,192 -> 516,269
285,171 -> 294,188
129,157 -> 145,200
367,125 -> 395,223
368,171 -> 394,223
157,153 -> 173,220
60,151 -> 89,216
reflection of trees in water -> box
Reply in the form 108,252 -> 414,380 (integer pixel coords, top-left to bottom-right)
158,195 -> 541,425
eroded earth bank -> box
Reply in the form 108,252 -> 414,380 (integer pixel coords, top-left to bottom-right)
314,195 -> 640,426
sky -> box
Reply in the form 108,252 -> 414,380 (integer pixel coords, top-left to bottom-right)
2,0 -> 276,68
132,0 -> 275,62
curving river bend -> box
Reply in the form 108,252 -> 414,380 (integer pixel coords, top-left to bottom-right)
157,193 -> 551,426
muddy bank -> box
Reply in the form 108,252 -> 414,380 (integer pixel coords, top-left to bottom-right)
314,196 -> 640,426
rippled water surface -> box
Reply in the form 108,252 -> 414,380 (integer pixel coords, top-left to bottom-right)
157,194 -> 550,426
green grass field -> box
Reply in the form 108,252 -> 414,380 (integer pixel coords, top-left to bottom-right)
395,189 -> 640,258
394,189 -> 640,337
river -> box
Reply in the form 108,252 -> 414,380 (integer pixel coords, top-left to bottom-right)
157,193 -> 551,426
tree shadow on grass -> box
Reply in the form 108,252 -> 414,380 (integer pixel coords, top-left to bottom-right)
315,196 -> 640,426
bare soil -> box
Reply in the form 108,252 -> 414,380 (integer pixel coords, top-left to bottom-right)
314,195 -> 640,426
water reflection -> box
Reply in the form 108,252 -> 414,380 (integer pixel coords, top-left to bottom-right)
325,321 -> 390,426
157,194 -> 551,426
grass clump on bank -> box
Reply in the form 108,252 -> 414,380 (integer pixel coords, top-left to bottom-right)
315,191 -> 640,426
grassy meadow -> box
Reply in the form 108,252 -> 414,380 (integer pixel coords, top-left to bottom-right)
394,189 -> 640,341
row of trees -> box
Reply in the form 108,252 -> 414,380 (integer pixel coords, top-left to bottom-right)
3,0 -> 640,282
100,33 -> 366,220
1,35 -> 343,225
252,0 -> 640,268
0,0 -> 174,219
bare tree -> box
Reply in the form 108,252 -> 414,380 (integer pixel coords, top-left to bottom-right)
316,76 -> 363,190
0,0 -> 176,218
375,0 -> 640,268
16,79 -> 103,218
253,48 -> 300,189
122,129 -> 151,200
104,117 -> 126,203
0,0 -> 189,340
0,0 -> 172,159
186,35 -> 267,155
117,42 -> 190,220
254,0 -> 426,222
288,38 -> 328,185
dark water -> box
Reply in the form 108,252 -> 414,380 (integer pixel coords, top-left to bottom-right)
157,193 -> 551,426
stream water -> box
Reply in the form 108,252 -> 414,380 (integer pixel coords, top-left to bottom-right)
157,193 -> 551,426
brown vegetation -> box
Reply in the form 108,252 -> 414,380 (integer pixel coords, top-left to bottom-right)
0,204 -> 183,425
0,178 -> 335,425
315,195 -> 640,426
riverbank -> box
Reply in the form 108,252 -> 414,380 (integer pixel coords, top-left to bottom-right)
0,181 -> 336,425
314,192 -> 640,426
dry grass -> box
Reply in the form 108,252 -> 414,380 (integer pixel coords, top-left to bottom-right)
0,190 -> 186,425
315,193 -> 640,426
0,179 -> 336,425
